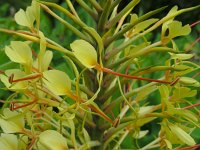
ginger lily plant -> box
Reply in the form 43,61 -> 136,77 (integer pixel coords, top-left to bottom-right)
0,0 -> 199,149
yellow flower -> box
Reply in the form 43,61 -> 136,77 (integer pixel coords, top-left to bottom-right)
5,41 -> 32,66
0,134 -> 19,150
37,130 -> 68,150
42,70 -> 71,95
14,0 -> 40,29
0,69 -> 28,90
71,40 -> 98,68
0,108 -> 25,133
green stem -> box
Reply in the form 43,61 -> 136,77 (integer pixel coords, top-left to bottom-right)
106,5 -> 200,60
103,121 -> 133,149
113,130 -> 129,149
110,0 -> 122,12
71,81 -> 94,98
75,0 -> 98,20
65,0 -> 80,19
98,0 -> 112,32
40,2 -> 87,28
105,0 -> 140,29
140,137 -> 161,150
0,28 -> 73,57
40,4 -> 88,42
88,0 -> 103,12
103,82 -> 157,113
107,46 -> 178,69
105,6 -> 168,47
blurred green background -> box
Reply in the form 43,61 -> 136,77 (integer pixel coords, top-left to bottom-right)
0,0 -> 199,149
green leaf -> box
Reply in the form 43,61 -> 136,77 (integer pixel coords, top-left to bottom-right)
71,40 -> 98,68
168,124 -> 196,146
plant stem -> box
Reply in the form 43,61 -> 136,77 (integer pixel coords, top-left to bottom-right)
88,0 -> 103,12
103,82 -> 157,113
65,0 -> 80,19
113,130 -> 129,149
105,0 -> 140,29
40,2 -> 87,28
75,0 -> 98,20
40,4 -> 88,42
110,0 -> 122,12
98,0 -> 112,32
0,28 -> 73,57
105,6 -> 167,46
107,46 -> 178,69
140,137 -> 161,150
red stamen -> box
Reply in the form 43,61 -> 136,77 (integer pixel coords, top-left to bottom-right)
12,74 -> 42,83
101,67 -> 171,84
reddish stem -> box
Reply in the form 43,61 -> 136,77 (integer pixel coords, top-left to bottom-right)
183,102 -> 200,110
185,36 -> 200,52
101,67 -> 171,84
177,143 -> 200,150
190,20 -> 200,27
70,93 -> 113,125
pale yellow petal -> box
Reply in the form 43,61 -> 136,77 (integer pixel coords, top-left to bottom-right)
43,70 -> 71,95
14,9 -> 29,27
11,41 -> 32,64
38,130 -> 68,150
71,40 -> 97,68
5,46 -> 26,64
1,134 -> 18,150
42,51 -> 53,71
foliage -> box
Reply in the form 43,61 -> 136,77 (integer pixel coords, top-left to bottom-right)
0,0 -> 199,150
